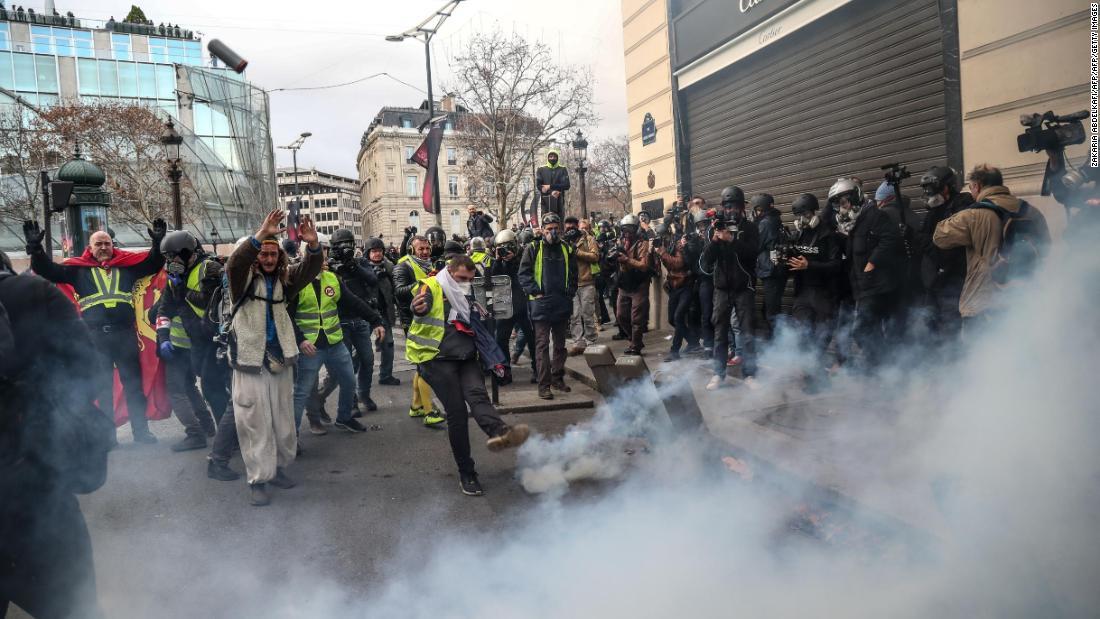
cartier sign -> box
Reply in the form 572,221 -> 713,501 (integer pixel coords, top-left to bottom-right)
672,0 -> 802,69
740,0 -> 765,12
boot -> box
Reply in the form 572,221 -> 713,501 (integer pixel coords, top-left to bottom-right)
269,467 -> 296,489
132,428 -> 158,444
487,424 -> 531,452
249,483 -> 270,506
171,434 -> 207,452
538,387 -> 553,400
207,459 -> 240,481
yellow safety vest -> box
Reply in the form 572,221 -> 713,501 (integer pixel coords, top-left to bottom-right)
470,251 -> 492,268
530,241 -> 570,300
404,277 -> 446,364
295,271 -> 343,345
77,267 -> 133,312
398,254 -> 430,282
169,315 -> 191,349
184,261 -> 210,318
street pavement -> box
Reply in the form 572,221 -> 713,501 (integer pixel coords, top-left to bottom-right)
59,360 -> 595,619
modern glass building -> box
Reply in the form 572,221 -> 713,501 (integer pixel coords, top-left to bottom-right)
0,9 -> 274,253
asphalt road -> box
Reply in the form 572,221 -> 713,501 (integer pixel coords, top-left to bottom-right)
64,364 -> 594,619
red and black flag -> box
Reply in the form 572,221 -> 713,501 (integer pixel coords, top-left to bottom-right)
411,119 -> 445,214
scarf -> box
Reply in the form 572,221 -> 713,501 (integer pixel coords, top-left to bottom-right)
434,267 -> 470,324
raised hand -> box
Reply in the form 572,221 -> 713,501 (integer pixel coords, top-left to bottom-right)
255,209 -> 284,241
22,220 -> 44,249
148,217 -> 168,243
298,214 -> 318,248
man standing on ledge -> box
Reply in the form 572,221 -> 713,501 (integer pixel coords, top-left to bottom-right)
24,218 -> 167,444
535,148 -> 570,220
225,209 -> 322,506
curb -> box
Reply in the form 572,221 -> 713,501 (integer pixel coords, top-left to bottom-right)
498,398 -> 596,415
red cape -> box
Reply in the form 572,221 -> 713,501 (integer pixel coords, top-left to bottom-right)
63,247 -> 150,269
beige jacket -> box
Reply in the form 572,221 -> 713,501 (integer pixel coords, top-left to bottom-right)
932,186 -> 1045,317
572,231 -> 600,287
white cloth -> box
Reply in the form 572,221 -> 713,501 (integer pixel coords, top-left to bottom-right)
232,367 -> 296,484
434,267 -> 470,324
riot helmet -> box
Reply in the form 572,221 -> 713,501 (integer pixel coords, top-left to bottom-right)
160,230 -> 200,267
330,228 -> 356,261
619,213 -> 639,237
469,236 -> 487,253
425,226 -> 446,255
720,186 -> 745,208
919,166 -> 958,208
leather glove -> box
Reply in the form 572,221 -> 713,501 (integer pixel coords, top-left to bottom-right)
158,340 -> 174,359
148,218 -> 168,244
167,273 -> 183,287
23,220 -> 44,252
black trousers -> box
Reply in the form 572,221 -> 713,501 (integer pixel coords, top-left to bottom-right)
854,291 -> 903,369
595,275 -> 612,323
89,325 -> 148,432
697,279 -> 714,348
667,285 -> 696,353
533,320 -> 567,389
419,358 -> 508,476
191,338 -> 229,423
165,352 -> 214,438
0,492 -> 102,619
208,357 -> 238,464
761,276 -> 787,340
791,286 -> 837,355
497,313 -> 535,371
713,288 -> 756,377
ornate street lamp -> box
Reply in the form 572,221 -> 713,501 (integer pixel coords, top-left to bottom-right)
571,130 -> 589,219
160,118 -> 184,229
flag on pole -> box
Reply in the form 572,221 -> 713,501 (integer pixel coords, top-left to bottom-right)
287,198 -> 300,242
411,120 -> 445,214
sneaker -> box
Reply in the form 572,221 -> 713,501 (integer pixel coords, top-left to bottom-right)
538,388 -> 554,400
567,345 -> 585,357
487,424 -> 531,452
379,376 -> 402,386
682,345 -> 703,355
308,418 -> 328,435
459,473 -> 484,496
423,411 -> 446,427
360,396 -> 378,412
335,418 -> 368,433
706,375 -> 725,391
269,467 -> 296,489
171,434 -> 207,452
249,483 -> 270,506
132,429 -> 158,445
318,409 -> 333,425
408,406 -> 427,418
551,381 -> 571,393
611,333 -> 627,341
207,459 -> 240,481
727,355 -> 743,367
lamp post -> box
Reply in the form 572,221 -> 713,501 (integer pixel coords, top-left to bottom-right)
387,0 -> 464,228
209,225 -> 219,256
571,129 -> 589,220
277,131 -> 312,220
160,118 -> 184,230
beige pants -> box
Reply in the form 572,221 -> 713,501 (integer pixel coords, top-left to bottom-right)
232,367 -> 296,485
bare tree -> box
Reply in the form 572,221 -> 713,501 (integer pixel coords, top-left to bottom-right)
0,104 -> 62,224
588,136 -> 631,213
448,30 -> 598,224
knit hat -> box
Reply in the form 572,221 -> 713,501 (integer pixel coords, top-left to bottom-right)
874,181 -> 895,202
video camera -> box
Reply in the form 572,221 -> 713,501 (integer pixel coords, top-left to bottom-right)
562,228 -> 582,246
711,210 -> 740,237
1018,110 -> 1088,153
881,162 -> 911,187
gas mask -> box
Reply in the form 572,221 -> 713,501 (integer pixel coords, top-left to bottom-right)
546,229 -> 560,244
925,194 -> 946,209
166,260 -> 186,277
794,214 -> 820,232
333,243 -> 355,262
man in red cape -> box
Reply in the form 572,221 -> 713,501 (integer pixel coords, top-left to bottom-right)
23,219 -> 171,443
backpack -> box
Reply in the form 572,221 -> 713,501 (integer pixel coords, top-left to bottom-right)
974,199 -> 1049,286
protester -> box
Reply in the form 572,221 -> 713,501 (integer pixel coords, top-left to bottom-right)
753,193 -> 788,340
24,218 -> 166,444
786,193 -> 844,369
535,148 -> 570,219
224,209 -> 321,506
408,255 -> 531,496
364,237 -> 400,386
469,236 -> 492,271
490,229 -> 535,383
519,213 -> 578,400
614,214 -> 652,356
565,216 -> 600,356
918,166 -> 975,340
326,228 -> 385,414
394,235 -> 444,426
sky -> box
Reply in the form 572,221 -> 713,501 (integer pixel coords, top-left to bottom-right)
76,0 -> 630,178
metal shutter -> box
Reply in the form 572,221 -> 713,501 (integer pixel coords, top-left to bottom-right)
682,0 -> 951,211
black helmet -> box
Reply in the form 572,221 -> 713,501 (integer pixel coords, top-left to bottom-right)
791,193 -> 820,215
692,210 -> 712,227
720,186 -> 745,206
443,239 -> 464,257
425,226 -> 446,250
365,237 -> 385,251
749,193 -> 774,211
517,228 -> 535,245
541,212 -> 561,226
331,228 -> 355,246
919,166 -> 958,196
282,238 -> 299,257
160,230 -> 199,261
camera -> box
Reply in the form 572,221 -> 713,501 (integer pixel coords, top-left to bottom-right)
562,228 -> 582,245
605,244 -> 623,261
404,226 -> 418,235
881,162 -> 911,186
1017,110 -> 1087,153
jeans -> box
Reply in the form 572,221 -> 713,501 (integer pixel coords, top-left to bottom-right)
418,358 -> 507,476
293,342 -> 357,429
377,324 -> 396,381
506,314 -> 536,367
698,279 -> 714,349
533,320 -> 568,389
667,285 -> 695,353
713,288 -> 756,377
343,319 -> 375,398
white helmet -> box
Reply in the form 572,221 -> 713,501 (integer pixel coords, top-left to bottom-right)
619,213 -> 639,227
827,178 -> 863,205
493,230 -> 516,245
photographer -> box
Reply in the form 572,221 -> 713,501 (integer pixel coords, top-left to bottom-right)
614,214 -> 652,356
489,229 -> 535,383
701,200 -> 759,390
365,237 -> 400,386
786,194 -> 843,359
325,228 -> 382,414
917,166 -> 974,340
594,219 -> 616,325
519,213 -> 577,399
753,193 -> 788,340
466,205 -> 495,240
563,216 -> 600,356
654,224 -> 695,360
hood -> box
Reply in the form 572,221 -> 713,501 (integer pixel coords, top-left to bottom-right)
545,148 -> 562,169
975,185 -> 1021,214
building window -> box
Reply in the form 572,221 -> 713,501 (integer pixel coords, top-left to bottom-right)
408,211 -> 420,230
444,119 -> 453,131
406,175 -> 418,197
111,33 -> 132,61
450,209 -> 461,233
0,23 -> 10,52
447,147 -> 456,165
404,145 -> 414,163
401,116 -> 413,129
448,175 -> 459,199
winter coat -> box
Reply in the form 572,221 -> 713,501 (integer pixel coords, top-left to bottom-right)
329,257 -> 379,322
700,223 -> 759,292
518,239 -> 577,323
790,223 -> 843,296
656,242 -> 693,290
614,236 -> 653,292
536,164 -> 571,195
919,192 -> 974,292
755,207 -> 787,279
933,185 -> 1049,317
879,198 -> 924,298
847,204 -> 903,299
393,256 -> 435,328
571,230 -> 600,287
467,212 -> 495,239
366,258 -> 397,327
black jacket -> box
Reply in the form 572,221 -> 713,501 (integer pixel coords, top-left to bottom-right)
156,257 -> 223,345
880,198 -> 924,296
535,165 -> 570,195
366,258 -> 397,327
755,207 -> 787,279
330,257 -> 380,323
467,212 -> 495,239
30,245 -> 164,327
288,272 -> 382,348
790,223 -> 843,295
518,239 -> 577,323
918,192 -> 974,292
847,205 -> 903,299
393,256 -> 435,328
700,222 -> 759,292
489,254 -> 528,319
